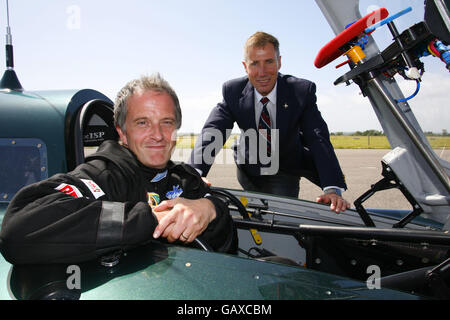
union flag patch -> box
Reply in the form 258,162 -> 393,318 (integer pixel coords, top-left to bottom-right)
55,183 -> 83,198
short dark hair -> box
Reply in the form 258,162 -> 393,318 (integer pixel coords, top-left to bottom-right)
244,31 -> 280,62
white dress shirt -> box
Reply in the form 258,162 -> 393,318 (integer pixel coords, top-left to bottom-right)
254,83 -> 277,129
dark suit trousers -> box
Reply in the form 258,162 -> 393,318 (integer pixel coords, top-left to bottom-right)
236,166 -> 300,198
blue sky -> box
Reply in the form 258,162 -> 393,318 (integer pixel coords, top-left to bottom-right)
1,0 -> 448,133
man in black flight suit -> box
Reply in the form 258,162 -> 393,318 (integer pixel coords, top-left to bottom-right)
0,73 -> 237,264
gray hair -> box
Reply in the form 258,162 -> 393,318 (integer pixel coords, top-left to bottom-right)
113,73 -> 182,131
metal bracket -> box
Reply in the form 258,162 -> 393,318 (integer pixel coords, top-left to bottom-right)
354,162 -> 423,228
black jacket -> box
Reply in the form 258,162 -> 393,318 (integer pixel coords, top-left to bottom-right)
0,141 -> 237,264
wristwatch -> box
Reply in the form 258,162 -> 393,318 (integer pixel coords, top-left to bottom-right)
324,188 -> 342,197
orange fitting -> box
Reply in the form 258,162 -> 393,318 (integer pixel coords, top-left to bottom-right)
345,45 -> 366,64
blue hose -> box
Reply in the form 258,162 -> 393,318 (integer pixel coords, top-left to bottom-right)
365,7 -> 412,33
396,80 -> 420,103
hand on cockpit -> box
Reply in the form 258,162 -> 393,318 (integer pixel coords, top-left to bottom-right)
151,197 -> 216,243
316,192 -> 350,213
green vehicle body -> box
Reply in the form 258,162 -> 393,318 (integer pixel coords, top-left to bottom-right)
3,0 -> 450,299
0,89 -> 421,300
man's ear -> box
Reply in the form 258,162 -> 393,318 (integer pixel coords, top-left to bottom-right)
116,125 -> 127,145
242,60 -> 249,74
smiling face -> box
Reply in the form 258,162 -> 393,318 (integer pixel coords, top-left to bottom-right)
116,90 -> 177,169
242,43 -> 281,96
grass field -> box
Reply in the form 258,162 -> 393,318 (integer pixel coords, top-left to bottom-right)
176,134 -> 450,150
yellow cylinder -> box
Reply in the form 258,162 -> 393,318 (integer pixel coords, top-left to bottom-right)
345,45 -> 366,64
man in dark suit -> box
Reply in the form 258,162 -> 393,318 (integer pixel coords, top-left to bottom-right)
189,32 -> 349,213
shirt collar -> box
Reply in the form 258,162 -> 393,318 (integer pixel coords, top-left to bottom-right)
254,82 -> 277,104
137,159 -> 170,183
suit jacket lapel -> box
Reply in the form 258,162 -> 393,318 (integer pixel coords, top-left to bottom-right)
239,80 -> 257,129
276,74 -> 290,140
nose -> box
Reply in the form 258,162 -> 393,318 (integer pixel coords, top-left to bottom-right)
148,124 -> 163,141
257,64 -> 266,77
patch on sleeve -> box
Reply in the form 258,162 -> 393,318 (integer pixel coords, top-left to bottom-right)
166,185 -> 183,199
80,179 -> 105,199
147,192 -> 161,209
55,183 -> 83,198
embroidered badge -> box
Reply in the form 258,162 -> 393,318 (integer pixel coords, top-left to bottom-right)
55,183 -> 83,198
166,185 -> 183,200
147,192 -> 161,208
80,179 -> 105,199
151,170 -> 168,183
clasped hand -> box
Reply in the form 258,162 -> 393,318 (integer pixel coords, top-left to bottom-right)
152,197 -> 216,243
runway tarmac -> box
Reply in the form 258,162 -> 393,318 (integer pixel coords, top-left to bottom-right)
173,148 -> 450,210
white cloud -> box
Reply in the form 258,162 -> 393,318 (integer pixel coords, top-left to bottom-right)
398,72 -> 450,133
178,90 -> 223,133
318,84 -> 382,133
318,72 -> 450,133
177,72 -> 449,135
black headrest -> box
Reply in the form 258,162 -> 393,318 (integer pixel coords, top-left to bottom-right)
80,101 -> 118,147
